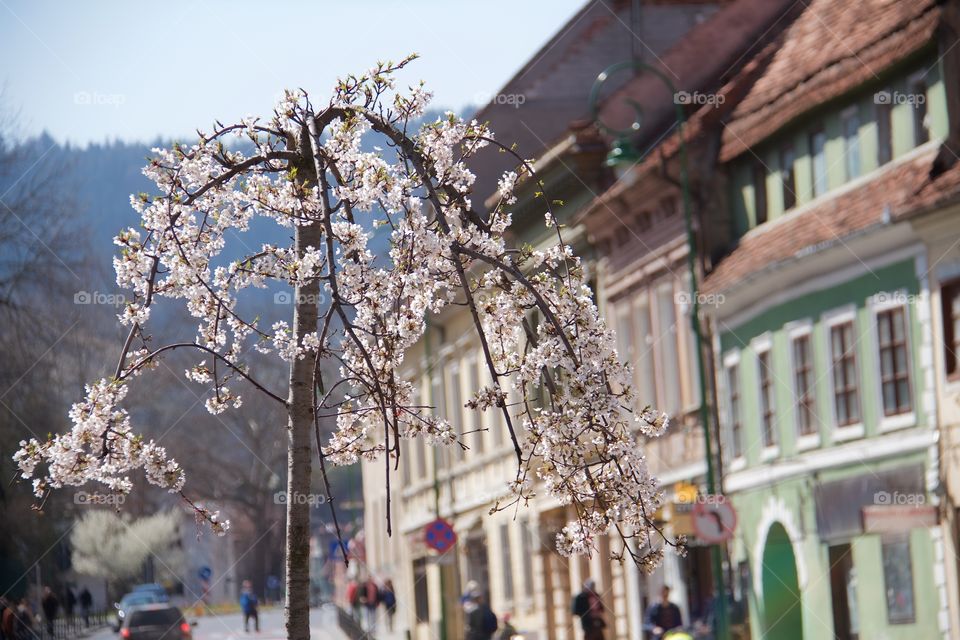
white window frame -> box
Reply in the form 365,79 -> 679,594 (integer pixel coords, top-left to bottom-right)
723,349 -> 746,471
868,292 -> 916,433
632,290 -> 658,412
786,319 -> 821,451
652,281 -> 681,417
823,305 -> 865,442
752,333 -> 779,461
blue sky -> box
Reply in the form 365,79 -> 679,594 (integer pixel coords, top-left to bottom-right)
0,0 -> 584,145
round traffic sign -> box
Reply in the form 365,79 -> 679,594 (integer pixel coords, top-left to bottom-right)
692,495 -> 737,543
424,518 -> 457,553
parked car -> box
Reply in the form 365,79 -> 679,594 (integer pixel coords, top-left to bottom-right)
130,584 -> 169,601
113,592 -> 166,631
119,604 -> 195,640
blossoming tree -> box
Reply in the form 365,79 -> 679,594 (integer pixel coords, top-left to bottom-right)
15,57 -> 670,639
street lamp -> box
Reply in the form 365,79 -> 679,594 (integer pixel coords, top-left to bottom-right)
590,61 -> 731,640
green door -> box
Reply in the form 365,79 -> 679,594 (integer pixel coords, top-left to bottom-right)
761,522 -> 804,639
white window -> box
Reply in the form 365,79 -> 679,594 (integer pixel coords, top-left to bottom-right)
723,351 -> 744,467
466,357 -> 485,455
633,294 -> 658,410
787,321 -> 819,451
448,367 -> 464,461
870,293 -> 915,432
655,283 -> 681,416
753,335 -> 778,459
824,306 -> 864,441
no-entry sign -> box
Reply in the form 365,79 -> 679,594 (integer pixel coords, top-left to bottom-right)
692,495 -> 737,543
424,518 -> 457,553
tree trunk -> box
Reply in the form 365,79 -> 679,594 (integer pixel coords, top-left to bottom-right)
285,132 -> 321,640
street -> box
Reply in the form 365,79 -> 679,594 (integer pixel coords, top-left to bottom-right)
86,606 -> 347,640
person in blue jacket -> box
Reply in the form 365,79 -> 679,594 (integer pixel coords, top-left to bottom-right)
240,580 -> 259,633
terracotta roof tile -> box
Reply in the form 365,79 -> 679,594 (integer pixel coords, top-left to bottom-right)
720,0 -> 940,161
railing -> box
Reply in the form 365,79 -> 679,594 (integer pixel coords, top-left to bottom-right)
32,609 -> 111,639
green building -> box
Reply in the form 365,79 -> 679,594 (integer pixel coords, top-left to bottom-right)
698,1 -> 960,638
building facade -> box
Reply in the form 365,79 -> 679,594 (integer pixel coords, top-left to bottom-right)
701,1 -> 959,638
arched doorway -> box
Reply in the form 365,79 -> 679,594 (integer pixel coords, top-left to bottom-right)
761,522 -> 803,639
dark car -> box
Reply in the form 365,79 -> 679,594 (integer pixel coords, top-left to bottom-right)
113,592 -> 167,631
130,584 -> 169,601
120,604 -> 194,640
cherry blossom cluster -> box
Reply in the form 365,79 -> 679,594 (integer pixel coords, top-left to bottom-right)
14,56 -> 669,562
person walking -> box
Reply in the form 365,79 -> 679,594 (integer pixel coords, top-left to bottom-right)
379,579 -> 397,632
465,592 -> 497,640
357,577 -> 379,632
1,597 -> 15,640
63,589 -> 75,622
15,599 -> 35,640
78,589 -> 92,628
239,580 -> 259,633
572,578 -> 606,640
498,612 -> 517,640
40,587 -> 58,639
644,585 -> 683,640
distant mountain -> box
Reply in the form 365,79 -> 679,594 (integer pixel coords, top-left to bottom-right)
39,107 -> 456,324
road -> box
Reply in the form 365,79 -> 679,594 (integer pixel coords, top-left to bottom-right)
87,606 -> 348,640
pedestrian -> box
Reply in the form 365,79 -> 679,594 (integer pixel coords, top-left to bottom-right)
498,612 -> 517,640
379,578 -> 397,632
40,587 -> 58,639
63,588 -> 75,622
239,579 -> 259,633
357,577 -> 379,631
78,589 -> 92,628
0,597 -> 15,640
465,592 -> 497,640
644,585 -> 683,640
15,599 -> 35,640
572,578 -> 606,640
346,579 -> 361,622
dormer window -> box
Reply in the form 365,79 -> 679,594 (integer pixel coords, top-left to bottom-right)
781,145 -> 797,210
910,75 -> 929,146
753,162 -> 768,225
810,127 -> 827,198
842,107 -> 861,180
877,95 -> 893,166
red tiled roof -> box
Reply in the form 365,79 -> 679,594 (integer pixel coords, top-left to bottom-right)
720,0 -> 941,161
469,0 -> 724,205
595,0 -> 799,140
702,146 -> 960,295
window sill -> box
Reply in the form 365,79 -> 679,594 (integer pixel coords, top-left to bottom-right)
833,423 -> 865,443
795,433 -> 821,452
760,446 -> 780,462
879,412 -> 916,433
728,457 -> 747,472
